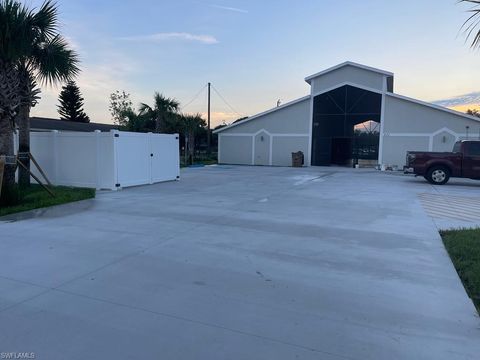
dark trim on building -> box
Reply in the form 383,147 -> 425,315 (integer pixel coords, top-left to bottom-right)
30,117 -> 119,132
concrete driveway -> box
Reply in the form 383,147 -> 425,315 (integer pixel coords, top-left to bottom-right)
0,166 -> 479,360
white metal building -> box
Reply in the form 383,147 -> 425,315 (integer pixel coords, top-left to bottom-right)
214,61 -> 480,168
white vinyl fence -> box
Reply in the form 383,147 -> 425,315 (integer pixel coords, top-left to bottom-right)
17,130 -> 179,190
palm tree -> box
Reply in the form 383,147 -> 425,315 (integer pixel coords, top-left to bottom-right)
460,0 -> 480,48
0,0 -> 30,189
467,108 -> 480,117
16,2 -> 79,186
178,113 -> 206,164
139,92 -> 180,133
0,0 -> 78,191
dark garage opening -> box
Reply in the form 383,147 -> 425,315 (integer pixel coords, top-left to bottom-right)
311,85 -> 382,166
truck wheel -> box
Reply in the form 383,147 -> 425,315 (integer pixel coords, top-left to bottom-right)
426,166 -> 450,185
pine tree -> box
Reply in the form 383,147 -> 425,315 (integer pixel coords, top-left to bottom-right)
57,81 -> 90,123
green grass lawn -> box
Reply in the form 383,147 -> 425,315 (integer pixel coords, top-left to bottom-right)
0,185 -> 95,217
195,159 -> 217,165
441,228 -> 480,313
180,159 -> 218,168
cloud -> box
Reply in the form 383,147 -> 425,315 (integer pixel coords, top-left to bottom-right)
64,36 -> 81,52
32,50 -> 149,124
197,111 -> 241,127
119,32 -> 218,45
433,91 -> 480,108
209,4 -> 248,13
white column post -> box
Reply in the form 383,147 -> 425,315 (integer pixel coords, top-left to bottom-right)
378,77 -> 387,169
307,88 -> 314,166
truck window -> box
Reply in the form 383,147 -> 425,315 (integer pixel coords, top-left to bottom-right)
465,142 -> 480,156
452,142 -> 462,153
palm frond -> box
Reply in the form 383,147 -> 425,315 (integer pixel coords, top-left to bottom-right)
0,0 -> 36,60
33,34 -> 80,85
178,113 -> 206,134
138,103 -> 153,115
153,92 -> 180,113
31,0 -> 58,40
459,0 -> 480,48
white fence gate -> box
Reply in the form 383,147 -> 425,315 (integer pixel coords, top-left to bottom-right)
21,130 -> 179,190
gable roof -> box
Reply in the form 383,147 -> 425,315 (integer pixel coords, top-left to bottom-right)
213,96 -> 310,134
304,61 -> 394,84
30,117 -> 119,132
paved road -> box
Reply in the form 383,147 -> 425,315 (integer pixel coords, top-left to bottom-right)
0,166 -> 479,359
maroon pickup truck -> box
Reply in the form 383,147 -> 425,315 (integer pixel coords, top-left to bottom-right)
404,140 -> 480,185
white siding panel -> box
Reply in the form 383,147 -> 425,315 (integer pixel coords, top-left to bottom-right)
218,135 -> 253,165
272,136 -> 309,166
384,95 -> 480,134
311,65 -> 385,94
382,136 -> 429,167
223,98 -> 310,134
217,98 -> 311,166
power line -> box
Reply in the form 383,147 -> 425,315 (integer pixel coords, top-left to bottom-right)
211,84 -> 244,117
181,84 -> 207,111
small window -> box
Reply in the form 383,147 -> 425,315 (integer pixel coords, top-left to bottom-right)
466,142 -> 480,156
452,142 -> 462,153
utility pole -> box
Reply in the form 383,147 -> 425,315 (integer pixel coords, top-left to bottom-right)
207,82 -> 211,153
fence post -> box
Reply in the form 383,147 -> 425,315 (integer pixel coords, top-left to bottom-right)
51,130 -> 59,185
94,130 -> 101,190
174,133 -> 180,180
148,132 -> 153,184
111,130 -> 119,190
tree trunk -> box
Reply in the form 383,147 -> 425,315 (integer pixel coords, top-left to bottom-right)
0,115 -> 15,189
0,61 -> 20,192
188,132 -> 195,165
17,104 -> 30,187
